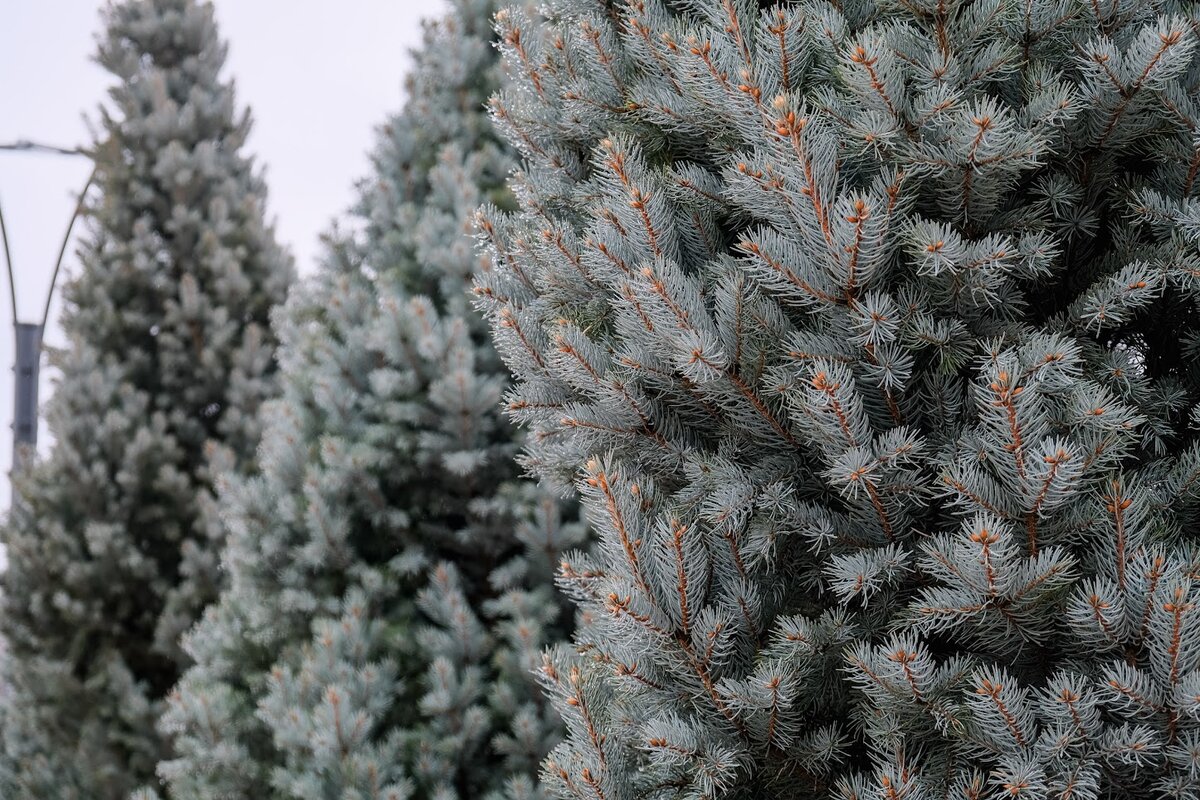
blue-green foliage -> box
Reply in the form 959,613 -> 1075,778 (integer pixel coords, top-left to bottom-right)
0,1 -> 292,798
479,1 -> 1200,797
156,3 -> 584,799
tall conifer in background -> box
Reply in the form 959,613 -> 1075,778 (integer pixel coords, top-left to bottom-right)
480,1 -> 1200,798
0,0 -> 292,797
155,2 -> 583,798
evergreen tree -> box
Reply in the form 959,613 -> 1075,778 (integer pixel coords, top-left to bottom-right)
479,1 -> 1200,798
155,2 -> 584,798
0,1 -> 292,798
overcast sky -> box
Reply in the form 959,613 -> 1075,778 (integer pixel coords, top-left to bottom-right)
0,1 -> 447,510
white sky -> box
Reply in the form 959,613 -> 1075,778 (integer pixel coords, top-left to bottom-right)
0,0 -> 447,512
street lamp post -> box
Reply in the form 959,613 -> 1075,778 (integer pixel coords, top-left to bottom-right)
0,140 -> 93,472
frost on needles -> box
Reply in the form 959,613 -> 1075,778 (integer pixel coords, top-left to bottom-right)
0,1 -> 293,798
153,2 -> 585,800
477,1 -> 1200,798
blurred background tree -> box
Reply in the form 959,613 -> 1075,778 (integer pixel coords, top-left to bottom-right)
154,2 -> 584,799
0,0 -> 293,796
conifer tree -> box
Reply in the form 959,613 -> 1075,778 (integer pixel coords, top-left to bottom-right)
155,2 -> 584,798
479,1 -> 1200,798
0,1 -> 292,798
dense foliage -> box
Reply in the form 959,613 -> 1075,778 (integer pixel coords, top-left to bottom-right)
155,2 -> 584,799
477,1 -> 1200,798
0,1 -> 292,797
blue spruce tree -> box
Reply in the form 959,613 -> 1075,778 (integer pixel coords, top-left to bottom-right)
0,1 -> 292,797
479,1 -> 1200,798
154,2 -> 584,798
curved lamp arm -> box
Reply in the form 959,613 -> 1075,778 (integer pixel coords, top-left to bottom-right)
39,166 -> 95,333
0,142 -> 92,469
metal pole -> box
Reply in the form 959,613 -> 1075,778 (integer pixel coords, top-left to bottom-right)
0,142 -> 90,474
11,323 -> 41,470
